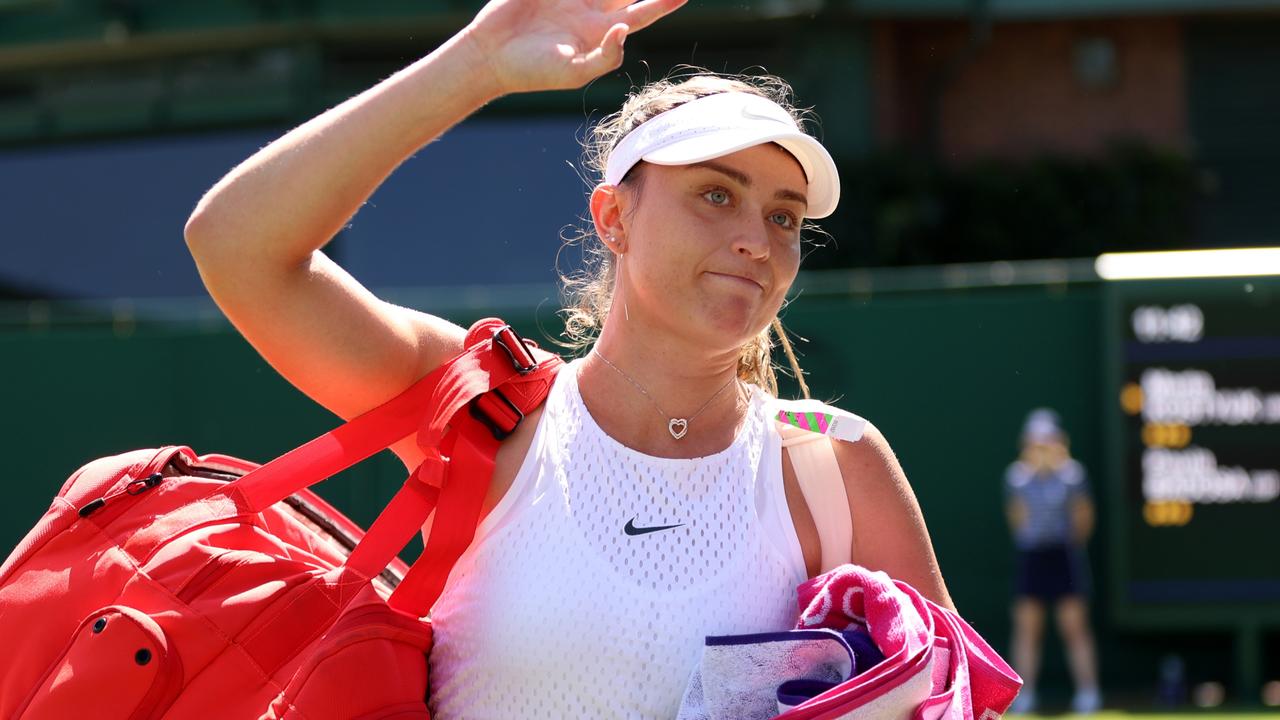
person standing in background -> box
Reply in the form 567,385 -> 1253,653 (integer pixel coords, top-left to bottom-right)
1005,408 -> 1101,715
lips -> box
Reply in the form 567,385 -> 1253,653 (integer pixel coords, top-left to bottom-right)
706,271 -> 765,291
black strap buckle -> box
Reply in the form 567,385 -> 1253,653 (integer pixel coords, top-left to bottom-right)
469,387 -> 525,441
493,325 -> 537,375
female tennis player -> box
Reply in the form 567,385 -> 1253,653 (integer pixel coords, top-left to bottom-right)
184,0 -> 953,715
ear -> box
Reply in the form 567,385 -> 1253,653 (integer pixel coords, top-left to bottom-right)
589,183 -> 627,254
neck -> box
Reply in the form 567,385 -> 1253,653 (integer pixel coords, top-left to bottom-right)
579,315 -> 748,458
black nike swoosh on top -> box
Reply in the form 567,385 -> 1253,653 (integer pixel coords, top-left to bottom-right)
624,517 -> 686,536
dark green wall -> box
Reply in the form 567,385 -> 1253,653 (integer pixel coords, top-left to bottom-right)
0,279 -> 1253,703
0,307 -> 548,550
779,282 -> 1117,701
785,284 -> 1103,632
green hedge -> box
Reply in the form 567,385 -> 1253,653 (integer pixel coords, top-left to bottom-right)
808,142 -> 1201,268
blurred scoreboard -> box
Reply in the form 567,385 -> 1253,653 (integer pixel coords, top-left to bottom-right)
1108,278 -> 1280,623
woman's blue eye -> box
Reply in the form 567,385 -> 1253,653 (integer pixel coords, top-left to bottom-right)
704,189 -> 730,205
771,212 -> 797,229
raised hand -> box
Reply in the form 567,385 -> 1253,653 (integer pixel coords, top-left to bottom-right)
462,0 -> 688,95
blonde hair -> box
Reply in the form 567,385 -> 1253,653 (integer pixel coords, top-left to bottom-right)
560,70 -> 817,398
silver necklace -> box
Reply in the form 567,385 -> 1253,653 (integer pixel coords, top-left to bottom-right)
592,351 -> 740,440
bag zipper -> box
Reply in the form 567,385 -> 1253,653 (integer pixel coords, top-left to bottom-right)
77,473 -> 164,518
75,454 -> 243,521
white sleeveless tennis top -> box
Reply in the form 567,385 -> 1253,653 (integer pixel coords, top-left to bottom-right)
427,359 -> 809,719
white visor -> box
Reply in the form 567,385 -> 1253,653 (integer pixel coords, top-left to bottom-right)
603,91 -> 840,219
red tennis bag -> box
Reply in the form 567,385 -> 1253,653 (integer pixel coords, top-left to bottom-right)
0,318 -> 561,719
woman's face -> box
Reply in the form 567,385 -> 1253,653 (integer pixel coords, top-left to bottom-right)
1022,438 -> 1070,471
605,142 -> 808,352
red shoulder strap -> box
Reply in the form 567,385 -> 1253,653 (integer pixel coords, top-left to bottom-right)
227,318 -> 561,616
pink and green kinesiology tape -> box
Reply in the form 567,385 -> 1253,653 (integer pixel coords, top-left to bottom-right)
777,410 -> 830,434
773,402 -> 866,443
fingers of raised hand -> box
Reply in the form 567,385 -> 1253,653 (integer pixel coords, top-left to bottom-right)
567,22 -> 629,81
605,0 -> 688,33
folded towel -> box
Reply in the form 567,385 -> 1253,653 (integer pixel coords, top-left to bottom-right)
677,566 -> 1021,720
677,629 -> 881,720
773,629 -> 887,713
787,565 -> 1021,720
797,565 -> 931,658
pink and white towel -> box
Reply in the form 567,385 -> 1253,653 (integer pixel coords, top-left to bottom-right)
780,565 -> 1022,720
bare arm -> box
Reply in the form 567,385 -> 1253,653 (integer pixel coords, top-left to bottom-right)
184,0 -> 683,467
184,34 -> 492,466
1006,496 -> 1028,535
839,424 -> 955,611
1070,494 -> 1095,544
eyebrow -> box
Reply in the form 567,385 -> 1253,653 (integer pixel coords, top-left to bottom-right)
686,160 -> 809,208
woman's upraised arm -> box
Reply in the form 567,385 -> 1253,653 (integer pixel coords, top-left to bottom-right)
183,0 -> 686,461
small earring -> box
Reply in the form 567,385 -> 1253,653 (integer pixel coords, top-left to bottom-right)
612,236 -> 628,321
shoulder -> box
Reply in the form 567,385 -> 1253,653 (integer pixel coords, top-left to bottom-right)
817,413 -> 956,609
1059,458 -> 1088,487
768,397 -> 868,444
828,420 -> 906,499
1005,461 -> 1033,489
765,396 -> 889,481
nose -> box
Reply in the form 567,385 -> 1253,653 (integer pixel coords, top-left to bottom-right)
730,215 -> 771,261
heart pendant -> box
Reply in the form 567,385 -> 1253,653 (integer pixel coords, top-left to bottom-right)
668,418 -> 689,440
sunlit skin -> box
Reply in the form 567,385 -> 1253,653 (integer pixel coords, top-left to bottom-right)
602,143 -> 806,344
565,142 -> 952,605
578,143 -> 809,454
184,0 -> 955,606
